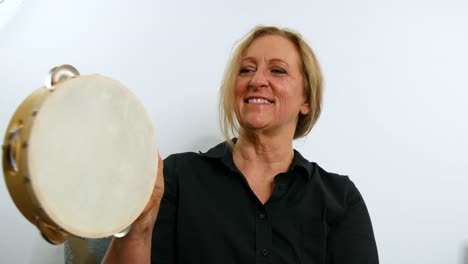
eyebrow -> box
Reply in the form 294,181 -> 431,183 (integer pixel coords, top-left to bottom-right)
241,57 -> 290,67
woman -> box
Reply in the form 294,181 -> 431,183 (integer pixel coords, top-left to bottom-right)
103,26 -> 379,263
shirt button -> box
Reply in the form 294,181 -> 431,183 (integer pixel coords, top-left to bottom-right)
262,248 -> 269,256
259,213 -> 265,220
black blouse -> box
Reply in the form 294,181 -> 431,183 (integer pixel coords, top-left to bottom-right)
152,141 -> 379,264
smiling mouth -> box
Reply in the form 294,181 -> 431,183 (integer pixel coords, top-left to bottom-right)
245,98 -> 273,105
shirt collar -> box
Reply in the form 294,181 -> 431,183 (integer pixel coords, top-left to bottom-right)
201,140 -> 316,180
291,149 -> 315,179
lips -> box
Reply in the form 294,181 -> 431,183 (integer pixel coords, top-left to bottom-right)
245,97 -> 273,105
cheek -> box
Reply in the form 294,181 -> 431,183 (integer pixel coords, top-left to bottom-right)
277,84 -> 307,111
233,80 -> 245,112
234,78 -> 248,94
234,79 -> 250,106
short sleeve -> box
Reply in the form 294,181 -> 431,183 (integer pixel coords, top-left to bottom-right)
326,179 -> 379,264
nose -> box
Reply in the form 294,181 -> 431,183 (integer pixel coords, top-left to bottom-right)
249,69 -> 268,89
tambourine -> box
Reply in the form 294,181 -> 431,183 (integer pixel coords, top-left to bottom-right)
2,65 -> 158,244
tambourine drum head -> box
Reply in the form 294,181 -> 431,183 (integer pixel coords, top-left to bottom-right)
28,75 -> 157,238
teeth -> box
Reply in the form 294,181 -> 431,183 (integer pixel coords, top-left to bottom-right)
248,98 -> 272,104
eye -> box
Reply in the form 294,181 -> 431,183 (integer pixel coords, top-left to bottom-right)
271,68 -> 287,74
239,67 -> 255,74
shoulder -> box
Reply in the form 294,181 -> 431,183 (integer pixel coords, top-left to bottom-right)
302,159 -> 362,223
294,150 -> 354,198
164,141 -> 228,163
163,152 -> 212,179
164,151 -> 203,166
163,141 -> 230,176
313,163 -> 356,199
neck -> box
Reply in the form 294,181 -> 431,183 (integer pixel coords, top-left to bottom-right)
233,129 -> 295,173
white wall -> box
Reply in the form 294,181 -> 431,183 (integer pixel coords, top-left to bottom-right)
1,0 -> 467,263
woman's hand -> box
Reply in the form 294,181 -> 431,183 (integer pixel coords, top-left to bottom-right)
126,154 -> 165,240
102,155 -> 164,264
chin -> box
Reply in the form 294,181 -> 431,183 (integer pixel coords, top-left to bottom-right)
241,121 -> 270,132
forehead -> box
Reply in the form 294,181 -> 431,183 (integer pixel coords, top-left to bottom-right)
242,35 -> 301,66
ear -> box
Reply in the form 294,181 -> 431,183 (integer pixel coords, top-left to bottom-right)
300,102 -> 310,115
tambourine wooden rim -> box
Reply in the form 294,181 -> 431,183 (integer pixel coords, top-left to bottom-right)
2,65 -> 158,244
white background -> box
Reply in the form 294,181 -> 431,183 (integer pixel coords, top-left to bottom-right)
1,0 -> 467,263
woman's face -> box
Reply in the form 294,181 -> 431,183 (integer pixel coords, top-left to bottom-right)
234,35 -> 310,137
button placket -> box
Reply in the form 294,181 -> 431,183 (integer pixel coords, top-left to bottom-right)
255,208 -> 271,262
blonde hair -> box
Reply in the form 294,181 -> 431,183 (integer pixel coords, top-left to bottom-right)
219,26 -> 323,145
